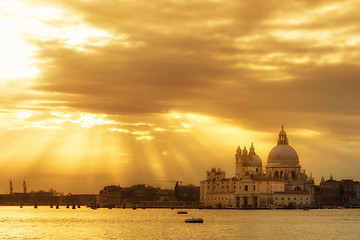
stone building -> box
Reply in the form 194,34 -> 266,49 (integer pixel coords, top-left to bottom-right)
98,185 -> 123,207
200,127 -> 314,208
318,176 -> 360,207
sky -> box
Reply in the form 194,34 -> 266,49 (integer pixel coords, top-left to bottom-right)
0,0 -> 360,194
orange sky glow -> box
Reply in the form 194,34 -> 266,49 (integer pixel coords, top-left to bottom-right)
1,0 -> 360,193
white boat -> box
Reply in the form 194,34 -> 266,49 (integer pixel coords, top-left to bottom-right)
185,218 -> 203,223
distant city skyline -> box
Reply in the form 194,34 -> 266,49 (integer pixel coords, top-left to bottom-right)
1,0 -> 360,193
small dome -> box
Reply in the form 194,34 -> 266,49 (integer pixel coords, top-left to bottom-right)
245,154 -> 262,167
211,167 -> 216,172
267,144 -> 299,164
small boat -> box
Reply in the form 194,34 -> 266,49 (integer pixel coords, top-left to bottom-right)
177,211 -> 188,214
303,207 -> 310,211
185,218 -> 203,223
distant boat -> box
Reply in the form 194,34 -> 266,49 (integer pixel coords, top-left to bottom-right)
185,218 -> 203,223
303,207 -> 310,211
177,211 -> 188,214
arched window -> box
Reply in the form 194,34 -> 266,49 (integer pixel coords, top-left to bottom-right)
274,171 -> 279,178
295,186 -> 301,191
256,168 -> 258,173
292,171 -> 297,180
280,171 -> 283,179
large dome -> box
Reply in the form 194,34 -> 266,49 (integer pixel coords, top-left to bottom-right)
267,144 -> 299,164
267,126 -> 300,165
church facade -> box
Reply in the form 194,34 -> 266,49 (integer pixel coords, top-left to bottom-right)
200,127 -> 314,208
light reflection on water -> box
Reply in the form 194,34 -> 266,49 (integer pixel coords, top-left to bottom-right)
0,207 -> 359,239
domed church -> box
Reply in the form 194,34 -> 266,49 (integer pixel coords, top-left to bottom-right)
200,126 -> 315,208
266,126 -> 314,193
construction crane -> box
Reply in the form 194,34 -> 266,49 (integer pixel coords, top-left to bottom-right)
23,181 -> 27,194
10,181 -> 13,195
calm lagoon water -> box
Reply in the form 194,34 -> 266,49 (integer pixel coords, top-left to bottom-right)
0,206 -> 359,239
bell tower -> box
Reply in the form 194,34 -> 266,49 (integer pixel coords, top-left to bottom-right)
235,146 -> 242,178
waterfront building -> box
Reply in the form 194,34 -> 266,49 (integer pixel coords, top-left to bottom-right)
318,177 -> 360,207
200,127 -> 314,208
98,184 -> 199,208
98,185 -> 123,207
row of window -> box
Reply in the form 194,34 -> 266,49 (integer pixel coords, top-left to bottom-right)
275,197 -> 309,201
209,197 -> 229,201
208,185 -> 255,191
276,202 -> 308,205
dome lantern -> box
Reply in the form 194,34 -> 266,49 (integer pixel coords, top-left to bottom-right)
277,125 -> 289,145
249,142 -> 255,155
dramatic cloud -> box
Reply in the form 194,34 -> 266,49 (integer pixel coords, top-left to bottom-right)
0,0 -> 360,193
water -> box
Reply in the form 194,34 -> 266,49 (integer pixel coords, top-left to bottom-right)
0,207 -> 359,239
